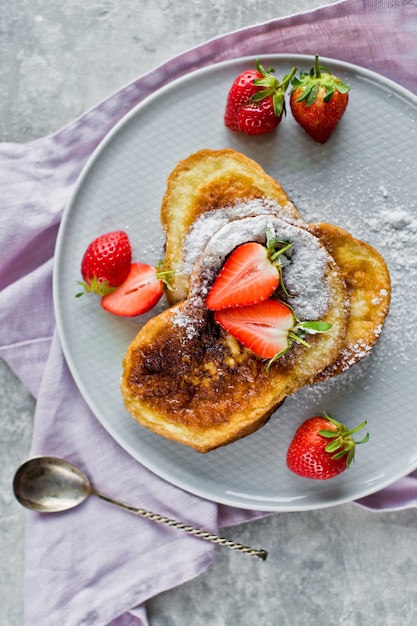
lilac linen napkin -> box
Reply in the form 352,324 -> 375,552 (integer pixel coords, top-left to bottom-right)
2,1 -> 417,624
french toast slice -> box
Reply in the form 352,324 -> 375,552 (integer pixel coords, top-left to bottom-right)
161,148 -> 303,305
308,223 -> 391,381
121,215 -> 350,452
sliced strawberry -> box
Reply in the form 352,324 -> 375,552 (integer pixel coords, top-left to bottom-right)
101,263 -> 164,317
206,242 -> 280,310
214,299 -> 295,359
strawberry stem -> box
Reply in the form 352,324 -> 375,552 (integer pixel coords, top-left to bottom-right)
156,262 -> 176,291
269,241 -> 292,262
314,54 -> 321,79
265,227 -> 293,296
277,265 -> 292,298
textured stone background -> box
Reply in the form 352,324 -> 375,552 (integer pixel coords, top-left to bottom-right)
2,1 -> 417,625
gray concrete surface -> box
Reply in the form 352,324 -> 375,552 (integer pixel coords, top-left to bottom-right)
2,2 -> 417,625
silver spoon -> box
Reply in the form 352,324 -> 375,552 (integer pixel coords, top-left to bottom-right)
13,456 -> 267,561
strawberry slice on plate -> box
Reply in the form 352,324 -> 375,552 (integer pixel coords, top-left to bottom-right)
214,299 -> 295,359
101,262 -> 166,317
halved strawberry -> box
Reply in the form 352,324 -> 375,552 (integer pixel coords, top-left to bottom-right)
101,263 -> 168,317
206,242 -> 278,310
214,299 -> 295,359
206,233 -> 292,311
214,299 -> 334,367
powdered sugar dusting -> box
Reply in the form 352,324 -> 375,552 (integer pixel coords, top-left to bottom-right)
290,174 -> 417,400
171,307 -> 199,340
183,198 -> 302,276
177,214 -> 333,324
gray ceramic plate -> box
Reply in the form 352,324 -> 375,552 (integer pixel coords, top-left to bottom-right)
54,55 -> 417,511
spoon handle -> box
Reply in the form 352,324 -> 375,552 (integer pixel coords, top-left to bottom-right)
94,490 -> 267,561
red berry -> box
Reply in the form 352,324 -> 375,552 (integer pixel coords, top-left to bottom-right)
214,299 -> 295,360
101,262 -> 174,317
206,242 -> 280,310
286,413 -> 369,480
78,230 -> 132,296
290,55 -> 350,143
225,61 -> 296,136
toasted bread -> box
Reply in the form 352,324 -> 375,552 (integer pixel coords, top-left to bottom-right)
121,149 -> 390,452
161,148 -> 303,304
121,215 -> 350,452
308,222 -> 391,381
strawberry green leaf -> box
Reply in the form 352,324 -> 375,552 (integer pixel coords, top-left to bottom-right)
319,429 -> 341,439
155,261 -> 176,290
75,276 -> 116,298
291,55 -> 350,107
251,60 -> 297,118
298,321 -> 333,334
325,438 -> 345,453
318,412 -> 369,468
334,81 -> 350,94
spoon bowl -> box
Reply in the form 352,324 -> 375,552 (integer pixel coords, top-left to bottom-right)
13,456 -> 268,560
13,456 -> 92,512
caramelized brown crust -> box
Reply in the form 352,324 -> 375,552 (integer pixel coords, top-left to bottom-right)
309,223 -> 391,380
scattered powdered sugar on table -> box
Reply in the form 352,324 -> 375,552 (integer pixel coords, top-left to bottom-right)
125,210 -> 165,261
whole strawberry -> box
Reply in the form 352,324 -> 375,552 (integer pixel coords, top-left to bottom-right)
286,412 -> 369,480
77,230 -> 132,297
225,60 -> 297,136
290,55 -> 350,143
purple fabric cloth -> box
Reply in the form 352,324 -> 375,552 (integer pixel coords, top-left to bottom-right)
1,1 -> 417,624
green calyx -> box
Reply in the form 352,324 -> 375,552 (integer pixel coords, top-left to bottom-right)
252,60 -> 297,117
156,261 -> 176,291
265,302 -> 333,372
75,275 -> 116,298
265,226 -> 292,297
291,55 -> 350,106
286,319 -> 334,356
319,412 -> 370,467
